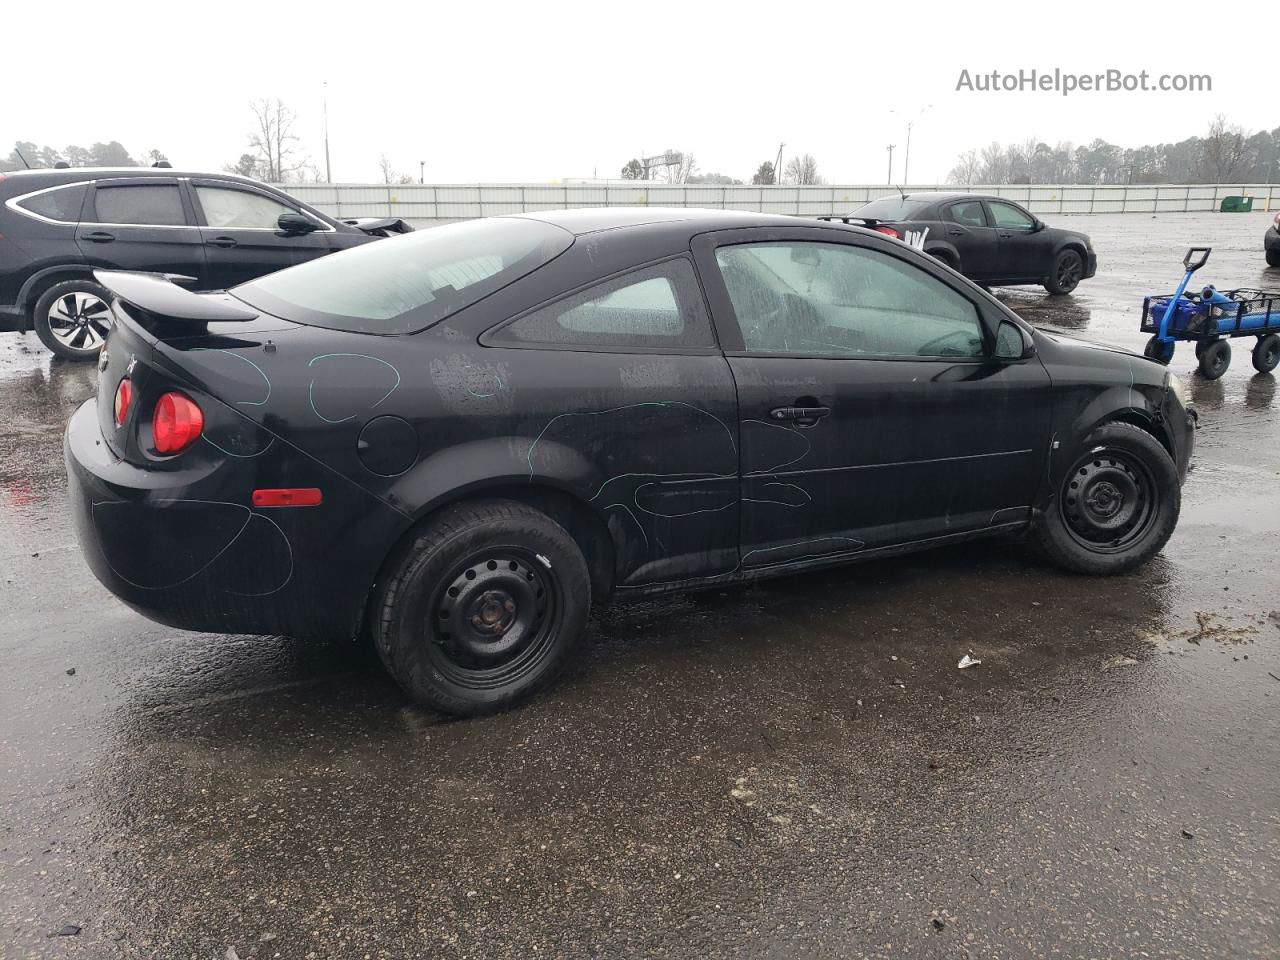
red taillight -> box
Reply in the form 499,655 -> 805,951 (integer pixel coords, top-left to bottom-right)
875,225 -> 902,239
252,488 -> 323,508
113,378 -> 133,427
152,392 -> 204,454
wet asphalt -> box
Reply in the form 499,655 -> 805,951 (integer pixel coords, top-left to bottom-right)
1,212 -> 1277,959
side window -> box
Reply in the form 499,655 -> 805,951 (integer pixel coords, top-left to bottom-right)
15,183 -> 87,223
715,241 -> 985,359
494,259 -> 714,350
196,186 -> 295,229
92,184 -> 186,226
988,201 -> 1035,230
947,200 -> 986,228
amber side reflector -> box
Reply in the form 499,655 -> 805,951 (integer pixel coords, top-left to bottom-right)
252,488 -> 323,508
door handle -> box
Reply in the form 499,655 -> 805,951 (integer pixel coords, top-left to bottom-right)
998,232 -> 1013,239
82,231 -> 115,243
206,236 -> 238,248
769,405 -> 831,426
948,229 -> 964,236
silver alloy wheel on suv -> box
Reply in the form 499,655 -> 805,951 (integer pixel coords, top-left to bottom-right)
33,280 -> 113,360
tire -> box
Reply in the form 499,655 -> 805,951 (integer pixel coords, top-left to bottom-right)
33,279 -> 113,360
1143,336 -> 1174,365
1251,334 -> 1280,374
1197,338 -> 1231,380
1044,249 -> 1084,295
373,499 -> 591,716
1035,422 -> 1180,576
929,250 -> 959,272
1194,338 -> 1211,359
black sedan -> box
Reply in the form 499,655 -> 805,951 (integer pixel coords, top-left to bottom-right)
0,166 -> 410,360
829,192 -> 1097,294
66,209 -> 1193,715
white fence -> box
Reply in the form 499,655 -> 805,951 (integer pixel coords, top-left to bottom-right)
281,182 -> 1280,224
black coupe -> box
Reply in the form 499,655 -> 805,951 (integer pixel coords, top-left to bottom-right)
830,192 -> 1097,294
66,209 -> 1193,715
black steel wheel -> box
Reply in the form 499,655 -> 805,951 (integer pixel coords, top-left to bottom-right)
1034,422 -> 1180,575
1251,334 -> 1280,374
374,499 -> 590,715
1045,249 -> 1084,295
1197,338 -> 1231,380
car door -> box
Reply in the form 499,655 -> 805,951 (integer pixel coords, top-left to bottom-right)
189,179 -> 333,289
76,178 -> 205,278
985,199 -> 1046,280
941,198 -> 999,279
692,226 -> 1053,569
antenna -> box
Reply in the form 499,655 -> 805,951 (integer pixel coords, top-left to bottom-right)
322,81 -> 332,184
13,147 -> 31,169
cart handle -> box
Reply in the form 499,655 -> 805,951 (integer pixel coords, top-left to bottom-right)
1183,247 -> 1212,272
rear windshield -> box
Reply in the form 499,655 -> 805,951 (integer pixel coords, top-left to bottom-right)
853,197 -> 931,221
232,217 -> 574,335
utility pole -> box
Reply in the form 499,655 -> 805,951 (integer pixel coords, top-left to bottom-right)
886,144 -> 895,184
419,160 -> 425,184
322,82 -> 333,183
775,142 -> 785,184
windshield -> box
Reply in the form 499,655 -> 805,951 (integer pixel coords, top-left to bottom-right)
233,217 -> 574,334
853,197 -> 931,221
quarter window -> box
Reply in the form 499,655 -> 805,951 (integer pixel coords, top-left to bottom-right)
947,200 -> 986,227
93,184 -> 186,226
988,201 -> 1035,230
495,259 -> 714,350
716,241 -> 985,359
15,183 -> 86,223
197,186 -> 296,229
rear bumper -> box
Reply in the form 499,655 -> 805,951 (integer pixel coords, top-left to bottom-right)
64,398 -> 393,640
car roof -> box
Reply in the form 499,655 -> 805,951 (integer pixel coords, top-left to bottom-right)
0,167 -> 269,191
512,206 -> 847,237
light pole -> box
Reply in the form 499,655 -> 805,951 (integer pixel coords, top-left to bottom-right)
892,105 -> 932,187
322,81 -> 332,184
886,144 -> 895,184
419,160 -> 425,184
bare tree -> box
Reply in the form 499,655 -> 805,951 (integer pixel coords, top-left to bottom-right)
245,98 -> 307,183
656,150 -> 697,184
1199,114 -> 1248,183
947,149 -> 981,185
378,153 -> 397,185
784,153 -> 821,185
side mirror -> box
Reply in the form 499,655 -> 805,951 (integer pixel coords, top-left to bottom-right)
1032,219 -> 1046,233
993,320 -> 1035,360
277,212 -> 318,235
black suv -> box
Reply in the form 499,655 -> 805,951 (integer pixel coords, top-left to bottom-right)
827,192 -> 1097,295
0,167 -> 395,359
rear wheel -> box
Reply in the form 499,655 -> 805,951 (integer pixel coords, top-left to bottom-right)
1197,338 -> 1231,380
1035,422 -> 1180,575
33,279 -> 112,360
1044,249 -> 1084,295
373,500 -> 590,716
1251,334 -> 1280,374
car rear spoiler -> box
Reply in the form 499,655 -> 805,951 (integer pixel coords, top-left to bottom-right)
94,270 -> 259,324
342,216 -> 415,237
818,215 -> 879,226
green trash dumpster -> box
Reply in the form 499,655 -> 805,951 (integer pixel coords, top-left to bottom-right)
1220,196 -> 1254,212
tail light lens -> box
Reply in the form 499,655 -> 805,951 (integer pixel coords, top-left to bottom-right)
153,392 -> 204,454
875,225 -> 902,239
113,378 -> 132,427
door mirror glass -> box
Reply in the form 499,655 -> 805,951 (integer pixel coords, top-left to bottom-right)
994,320 -> 1033,360
277,212 -> 319,235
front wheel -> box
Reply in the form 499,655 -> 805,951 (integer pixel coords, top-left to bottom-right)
1044,249 -> 1084,295
373,500 -> 591,716
1143,336 -> 1174,365
33,279 -> 113,360
1251,334 -> 1280,374
1035,423 -> 1180,575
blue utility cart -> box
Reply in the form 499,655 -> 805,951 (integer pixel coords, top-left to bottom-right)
1141,247 -> 1280,380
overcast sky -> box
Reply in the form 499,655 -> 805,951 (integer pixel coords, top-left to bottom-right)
6,0 -> 1273,185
